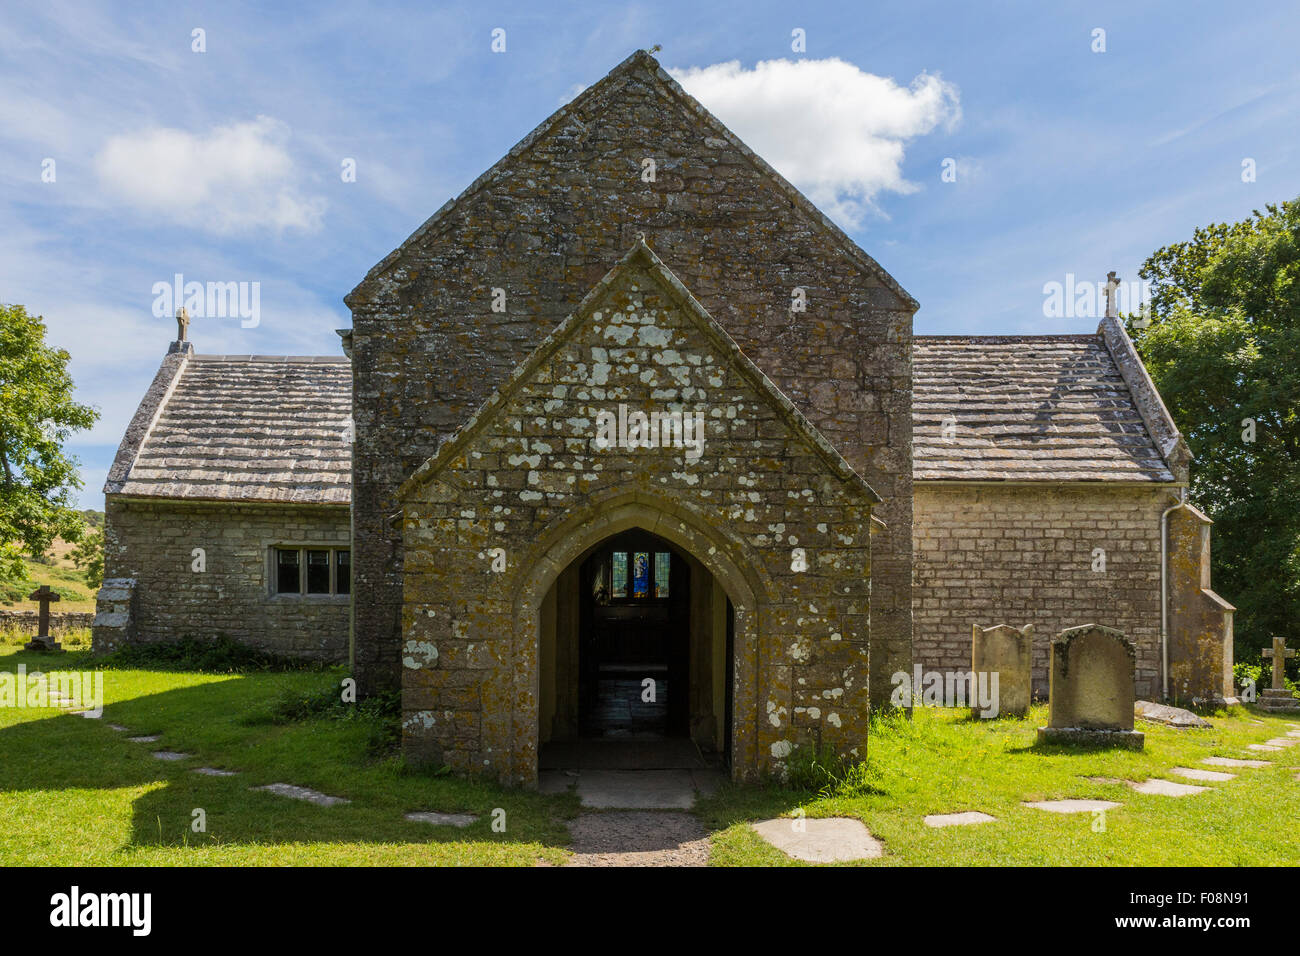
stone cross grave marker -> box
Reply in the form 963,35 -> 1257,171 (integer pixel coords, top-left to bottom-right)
24,585 -> 63,652
1259,636 -> 1299,712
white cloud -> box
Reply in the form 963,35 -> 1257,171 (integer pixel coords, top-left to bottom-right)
670,58 -> 960,228
94,116 -> 327,234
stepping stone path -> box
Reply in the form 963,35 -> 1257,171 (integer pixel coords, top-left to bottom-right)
1264,738 -> 1295,747
405,811 -> 477,827
1023,799 -> 1122,813
151,751 -> 190,761
1129,778 -> 1207,797
192,767 -> 238,777
107,724 -> 129,732
1247,744 -> 1283,752
565,812 -> 710,867
751,817 -> 883,863
1172,767 -> 1235,782
72,710 -> 101,719
127,735 -> 160,744
1202,757 -> 1270,769
924,811 -> 996,828
253,783 -> 350,807
1288,731 -> 1300,738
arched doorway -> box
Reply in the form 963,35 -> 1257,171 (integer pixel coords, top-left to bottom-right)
579,530 -> 690,738
536,525 -> 736,771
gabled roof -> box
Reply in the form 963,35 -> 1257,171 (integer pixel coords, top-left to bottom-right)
346,50 -> 917,311
105,353 -> 351,504
397,238 -> 882,505
913,332 -> 1180,482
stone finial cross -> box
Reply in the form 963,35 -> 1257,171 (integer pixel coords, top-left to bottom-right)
1263,636 -> 1297,690
28,584 -> 60,638
176,306 -> 190,342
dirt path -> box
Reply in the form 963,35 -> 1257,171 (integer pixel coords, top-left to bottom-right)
562,811 -> 711,867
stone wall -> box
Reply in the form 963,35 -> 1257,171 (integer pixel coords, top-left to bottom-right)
347,51 -> 914,702
97,498 -> 351,660
399,248 -> 876,785
0,610 -> 94,634
913,483 -> 1175,699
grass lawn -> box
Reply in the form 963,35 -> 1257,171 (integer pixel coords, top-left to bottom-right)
1,548 -> 97,613
2,643 -> 1297,866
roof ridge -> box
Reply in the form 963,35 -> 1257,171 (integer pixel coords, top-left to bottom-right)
346,49 -> 916,310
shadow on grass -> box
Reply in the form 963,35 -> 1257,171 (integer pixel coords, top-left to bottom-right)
0,653 -> 577,857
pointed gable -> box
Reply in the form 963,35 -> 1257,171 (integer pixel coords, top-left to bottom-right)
399,239 -> 879,505
348,51 -> 914,311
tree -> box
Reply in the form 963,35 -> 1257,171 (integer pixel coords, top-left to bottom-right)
0,304 -> 99,587
71,525 -> 104,589
1130,198 -> 1300,662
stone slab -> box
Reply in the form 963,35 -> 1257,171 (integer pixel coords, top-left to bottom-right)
1263,738 -> 1295,747
1247,744 -> 1283,752
126,735 -> 160,743
107,724 -> 129,732
1134,700 -> 1211,728
151,751 -> 190,761
253,783 -> 350,807
192,767 -> 239,776
923,811 -> 996,828
1288,730 -> 1300,738
576,770 -> 697,809
1129,778 -> 1208,796
405,811 -> 478,827
1037,727 -> 1145,750
1171,767 -> 1235,782
1202,757 -> 1270,768
1023,799 -> 1122,813
752,817 -> 883,862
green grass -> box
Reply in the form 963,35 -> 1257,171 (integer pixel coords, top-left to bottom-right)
0,646 -> 576,865
1,643 -> 1297,866
699,706 -> 1300,866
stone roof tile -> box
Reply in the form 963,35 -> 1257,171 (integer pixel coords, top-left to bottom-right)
912,335 -> 1176,482
110,355 -> 351,504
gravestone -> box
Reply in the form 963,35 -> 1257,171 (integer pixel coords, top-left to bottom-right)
23,585 -> 63,653
1259,637 -> 1299,712
971,623 -> 1034,717
1037,624 -> 1144,750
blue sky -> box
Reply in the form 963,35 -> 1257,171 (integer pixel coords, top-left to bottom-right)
3,0 -> 1298,509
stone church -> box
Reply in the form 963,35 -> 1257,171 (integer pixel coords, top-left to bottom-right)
95,51 -> 1235,786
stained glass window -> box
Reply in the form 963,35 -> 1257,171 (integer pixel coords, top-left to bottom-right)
611,552 -> 628,598
654,552 -> 671,597
632,552 -> 650,598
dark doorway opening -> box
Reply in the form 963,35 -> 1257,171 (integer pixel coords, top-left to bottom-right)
578,530 -> 690,738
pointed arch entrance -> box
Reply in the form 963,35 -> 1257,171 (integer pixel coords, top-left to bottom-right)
511,493 -> 763,783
